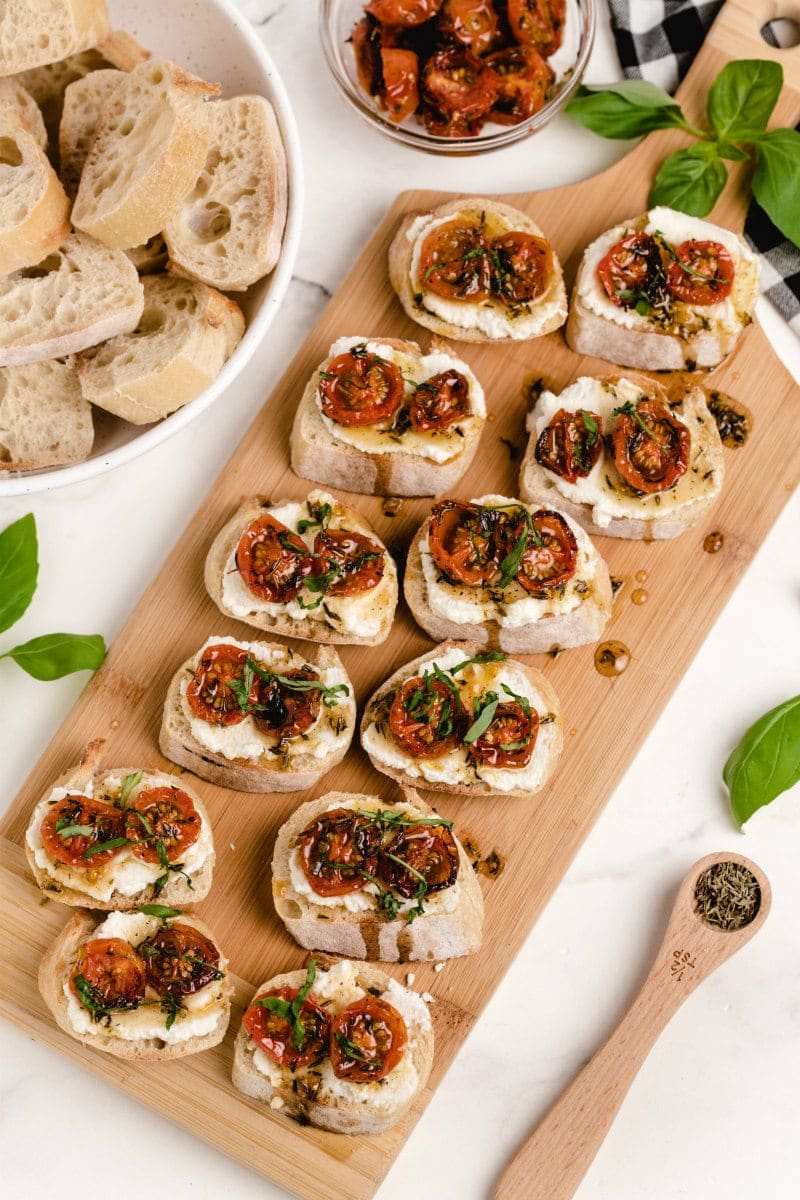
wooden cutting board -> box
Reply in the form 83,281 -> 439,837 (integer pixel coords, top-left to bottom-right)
1,2 -> 798,1198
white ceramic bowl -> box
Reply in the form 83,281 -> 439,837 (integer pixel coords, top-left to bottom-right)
0,0 -> 302,497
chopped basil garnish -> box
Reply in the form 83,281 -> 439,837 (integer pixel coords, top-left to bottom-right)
137,903 -> 181,920
232,654 -> 350,715
611,399 -> 659,442
255,959 -> 317,1050
118,770 -> 143,808
297,502 -> 332,534
334,1031 -> 372,1062
73,973 -> 108,1017
81,836 -> 131,860
55,821 -> 93,838
464,691 -> 501,745
353,808 -> 453,831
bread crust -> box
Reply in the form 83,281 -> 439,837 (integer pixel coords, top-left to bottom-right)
272,788 -> 484,960
0,103 -> 70,274
38,910 -> 232,1061
388,197 -> 567,344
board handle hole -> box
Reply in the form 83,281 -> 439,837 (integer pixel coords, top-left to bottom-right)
761,17 -> 800,48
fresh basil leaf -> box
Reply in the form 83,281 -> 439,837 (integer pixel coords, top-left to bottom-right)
82,836 -> 130,859
464,693 -> 500,745
449,651 -> 507,675
566,82 -> 687,140
715,139 -> 749,162
752,129 -> 800,248
723,694 -> 800,828
256,995 -> 293,1019
707,59 -> 782,142
137,904 -> 181,919
650,144 -> 728,217
335,1031 -> 371,1062
119,770 -> 143,808
0,512 -> 38,635
2,632 -> 106,680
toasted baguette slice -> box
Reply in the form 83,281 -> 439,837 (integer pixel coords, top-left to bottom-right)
75,274 -> 244,424
361,641 -> 563,799
165,94 -> 287,292
233,958 -> 434,1134
519,374 -> 725,540
126,233 -> 168,274
24,739 -> 215,909
405,494 -> 612,654
389,197 -> 567,344
205,490 -> 399,647
39,909 -> 231,1061
59,67 -> 123,197
0,0 -> 110,78
566,207 -> 760,370
72,58 -> 219,249
0,232 -> 143,367
272,789 -> 484,960
0,78 -> 47,148
0,358 -> 92,471
160,636 -> 356,793
0,103 -> 70,274
291,335 -> 485,497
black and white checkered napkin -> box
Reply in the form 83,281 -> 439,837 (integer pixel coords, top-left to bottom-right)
607,0 -> 800,336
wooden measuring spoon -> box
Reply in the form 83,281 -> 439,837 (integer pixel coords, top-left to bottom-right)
494,851 -> 771,1200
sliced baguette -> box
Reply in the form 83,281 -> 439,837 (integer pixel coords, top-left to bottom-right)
232,958 -> 434,1134
165,94 -> 287,292
24,739 -> 215,909
39,909 -> 231,1061
126,233 -> 168,274
98,29 -> 150,72
0,102 -> 70,274
0,231 -> 144,367
204,491 -> 399,647
75,274 -> 244,424
0,358 -> 92,471
59,67 -> 123,198
272,789 -> 484,960
0,0 -> 110,78
72,58 -> 219,249
388,196 -> 567,344
0,78 -> 47,148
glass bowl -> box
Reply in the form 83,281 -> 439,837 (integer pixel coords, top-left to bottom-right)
319,0 -> 596,155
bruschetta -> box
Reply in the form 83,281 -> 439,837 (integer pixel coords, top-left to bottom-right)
159,636 -> 356,793
272,789 -> 484,960
204,490 -> 398,646
232,957 -> 433,1134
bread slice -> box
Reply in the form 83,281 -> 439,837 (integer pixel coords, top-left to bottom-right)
159,637 -> 356,793
75,274 -> 244,424
291,335 -> 485,497
0,102 -> 70,274
388,197 -> 567,344
72,58 -> 219,250
0,358 -> 92,471
24,739 -> 215,909
98,29 -> 151,73
59,67 -> 123,198
232,958 -> 434,1134
361,641 -> 563,799
0,1 -> 110,78
165,94 -> 287,292
204,491 -> 399,647
272,789 -> 484,960
0,78 -> 47,148
126,233 -> 168,274
39,909 -> 231,1061
0,231 -> 143,367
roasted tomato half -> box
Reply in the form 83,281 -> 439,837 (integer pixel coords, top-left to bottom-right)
507,0 -> 566,57
535,407 -> 603,483
185,643 -> 255,726
428,500 -> 500,586
330,996 -> 408,1082
141,923 -> 220,997
665,239 -> 734,306
125,787 -> 201,865
612,400 -> 690,493
486,44 -> 553,125
299,807 -> 383,897
389,674 -> 468,758
380,48 -> 420,122
236,514 -> 314,603
597,232 -> 663,309
408,369 -> 471,431
379,823 -> 459,897
439,0 -> 500,55
421,48 -> 499,133
312,529 -> 385,596
252,665 -> 322,739
507,508 -> 578,594
319,348 -> 404,427
72,937 -> 146,1011
467,701 -> 539,767
418,216 -> 492,301
244,986 -> 330,1071
365,0 -> 443,26
352,16 -> 382,95
40,795 -> 125,868
491,231 -> 552,304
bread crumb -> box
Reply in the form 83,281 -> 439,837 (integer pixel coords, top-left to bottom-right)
229,842 -> 236,852
421,991 -> 435,1003
405,972 -> 415,986
434,962 -> 445,973
269,1096 -> 284,1109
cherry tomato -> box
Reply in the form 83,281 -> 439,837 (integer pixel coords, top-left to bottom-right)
509,509 -> 578,594
352,16 -> 382,95
597,232 -> 663,309
185,643 -> 255,726
491,231 -> 552,303
319,348 -> 404,427
389,674 -> 468,758
408,369 -> 471,431
486,44 -> 554,124
365,0 -> 443,26
140,923 -> 220,996
467,701 -> 539,767
40,795 -> 125,868
71,937 -> 146,1011
428,500 -> 500,586
665,239 -> 734,306
380,48 -> 420,122
421,48 -> 499,130
379,823 -> 459,897
125,787 -> 201,865
236,514 -> 314,603
535,407 -> 603,484
243,986 -> 330,1071
312,529 -> 385,596
252,666 -> 322,739
439,0 -> 499,55
612,400 -> 690,493
330,996 -> 408,1082
299,807 -> 383,897
418,217 -> 492,300
507,0 -> 566,57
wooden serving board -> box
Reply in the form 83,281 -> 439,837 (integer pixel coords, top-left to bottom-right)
1,3 -> 799,1198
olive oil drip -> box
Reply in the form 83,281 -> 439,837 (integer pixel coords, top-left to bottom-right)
594,640 -> 630,677
704,530 -> 724,553
694,861 -> 761,930
707,391 -> 753,448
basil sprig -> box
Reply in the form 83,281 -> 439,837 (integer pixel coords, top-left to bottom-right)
231,654 -> 349,715
723,694 -> 800,829
255,959 -> 317,1050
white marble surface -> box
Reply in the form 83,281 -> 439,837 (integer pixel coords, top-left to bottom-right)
2,2 -> 800,1197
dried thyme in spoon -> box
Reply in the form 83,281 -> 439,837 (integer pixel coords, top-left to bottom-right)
694,861 -> 761,931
